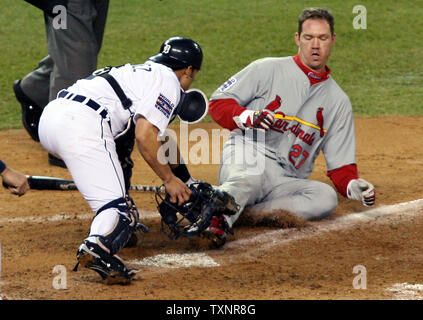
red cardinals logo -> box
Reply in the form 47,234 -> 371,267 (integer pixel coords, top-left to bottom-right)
265,95 -> 282,112
316,107 -> 324,137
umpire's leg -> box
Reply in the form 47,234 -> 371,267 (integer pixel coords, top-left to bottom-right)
19,55 -> 53,110
18,0 -> 109,109
45,0 -> 109,101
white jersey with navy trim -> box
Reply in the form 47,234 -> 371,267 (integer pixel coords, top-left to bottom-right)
38,61 -> 182,213
66,61 -> 181,137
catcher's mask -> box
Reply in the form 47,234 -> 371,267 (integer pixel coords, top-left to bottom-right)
156,182 -> 217,240
171,88 -> 209,124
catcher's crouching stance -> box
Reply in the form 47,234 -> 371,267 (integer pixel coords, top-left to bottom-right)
38,37 -> 214,284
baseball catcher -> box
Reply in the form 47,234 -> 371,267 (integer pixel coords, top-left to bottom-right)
38,36 -> 209,284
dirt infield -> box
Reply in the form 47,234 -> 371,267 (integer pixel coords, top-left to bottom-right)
1,118 -> 423,300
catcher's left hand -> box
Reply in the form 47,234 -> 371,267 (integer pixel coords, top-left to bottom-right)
347,178 -> 375,207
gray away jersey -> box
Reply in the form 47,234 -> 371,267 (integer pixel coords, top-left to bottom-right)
210,57 -> 356,179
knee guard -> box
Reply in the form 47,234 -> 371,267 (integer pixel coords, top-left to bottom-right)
91,197 -> 148,255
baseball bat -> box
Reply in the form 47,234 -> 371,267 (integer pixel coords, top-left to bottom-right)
2,175 -> 165,193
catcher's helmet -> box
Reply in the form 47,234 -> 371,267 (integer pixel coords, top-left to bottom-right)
148,37 -> 203,70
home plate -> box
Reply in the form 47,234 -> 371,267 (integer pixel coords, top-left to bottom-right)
128,253 -> 220,269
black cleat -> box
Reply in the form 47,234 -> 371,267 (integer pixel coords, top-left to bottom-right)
73,241 -> 138,285
13,79 -> 43,142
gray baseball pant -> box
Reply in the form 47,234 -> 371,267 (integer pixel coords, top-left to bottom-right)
20,0 -> 109,108
217,137 -> 338,228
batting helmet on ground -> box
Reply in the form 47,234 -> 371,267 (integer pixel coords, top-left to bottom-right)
148,37 -> 203,70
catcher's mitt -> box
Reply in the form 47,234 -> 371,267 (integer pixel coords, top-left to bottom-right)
156,181 -> 238,240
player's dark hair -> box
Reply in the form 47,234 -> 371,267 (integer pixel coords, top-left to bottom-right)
298,8 -> 335,35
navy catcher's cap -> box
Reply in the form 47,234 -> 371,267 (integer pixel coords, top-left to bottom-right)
149,37 -> 203,70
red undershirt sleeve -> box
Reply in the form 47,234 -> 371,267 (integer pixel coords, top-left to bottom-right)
326,164 -> 359,197
209,99 -> 246,131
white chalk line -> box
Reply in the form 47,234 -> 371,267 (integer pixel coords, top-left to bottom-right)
0,210 -> 220,271
222,198 -> 423,252
124,198 -> 423,270
1,199 -> 422,299
1,199 -> 423,273
0,210 -> 159,225
386,283 -> 423,300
